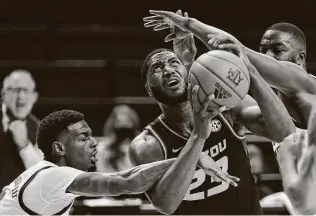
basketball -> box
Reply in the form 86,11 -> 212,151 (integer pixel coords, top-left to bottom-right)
189,50 -> 250,110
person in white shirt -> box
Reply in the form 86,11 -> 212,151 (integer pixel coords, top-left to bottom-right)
0,109 -> 235,215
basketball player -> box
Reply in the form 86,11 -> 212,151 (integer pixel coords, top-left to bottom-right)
144,11 -> 316,129
0,109 -> 182,215
129,21 -> 295,214
0,109 -> 238,215
143,10 -> 316,214
145,10 -> 316,128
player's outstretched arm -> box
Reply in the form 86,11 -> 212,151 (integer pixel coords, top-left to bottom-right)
67,158 -> 176,197
228,44 -> 296,142
242,48 -> 316,94
144,10 -> 316,95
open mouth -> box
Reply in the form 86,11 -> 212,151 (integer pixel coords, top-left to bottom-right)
165,77 -> 181,88
16,102 -> 26,109
90,150 -> 98,163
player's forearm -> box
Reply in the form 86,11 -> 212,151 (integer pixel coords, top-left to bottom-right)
146,132 -> 205,214
185,18 -> 236,50
250,72 -> 296,142
245,48 -> 308,93
68,159 -> 175,197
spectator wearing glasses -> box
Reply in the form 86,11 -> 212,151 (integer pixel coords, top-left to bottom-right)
0,69 -> 43,190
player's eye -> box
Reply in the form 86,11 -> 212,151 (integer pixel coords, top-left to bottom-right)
78,134 -> 88,141
153,65 -> 163,73
273,48 -> 283,54
170,60 -> 180,66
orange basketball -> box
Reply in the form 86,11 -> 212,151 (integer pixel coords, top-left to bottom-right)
189,50 -> 250,110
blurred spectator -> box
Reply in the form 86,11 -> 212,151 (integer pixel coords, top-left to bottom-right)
0,69 -> 43,190
247,144 -> 274,199
96,105 -> 140,173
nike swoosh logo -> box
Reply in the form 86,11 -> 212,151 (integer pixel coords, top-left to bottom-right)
172,147 -> 184,153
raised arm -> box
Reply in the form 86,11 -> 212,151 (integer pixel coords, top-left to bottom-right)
144,10 -> 316,94
244,49 -> 316,94
229,44 -> 296,142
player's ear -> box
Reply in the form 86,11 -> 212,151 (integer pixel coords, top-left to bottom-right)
52,141 -> 66,156
145,84 -> 153,97
295,51 -> 306,66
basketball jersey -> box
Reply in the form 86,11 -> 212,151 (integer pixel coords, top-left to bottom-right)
145,114 -> 262,215
0,160 -> 84,215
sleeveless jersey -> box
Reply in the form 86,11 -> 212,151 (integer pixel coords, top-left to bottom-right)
0,160 -> 83,215
145,114 -> 262,215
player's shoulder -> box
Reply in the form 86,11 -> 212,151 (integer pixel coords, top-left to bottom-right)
129,130 -> 164,165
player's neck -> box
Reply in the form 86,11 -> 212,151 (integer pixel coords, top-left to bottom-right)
160,101 -> 193,137
55,157 -> 67,167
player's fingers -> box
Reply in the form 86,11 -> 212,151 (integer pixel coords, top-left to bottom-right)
201,94 -> 215,113
191,85 -> 200,112
208,106 -> 226,118
227,174 -> 240,182
149,10 -> 169,17
213,39 -> 222,47
176,9 -> 183,16
143,15 -> 163,22
184,12 -> 189,18
164,33 -> 177,42
188,83 -> 192,105
144,20 -> 163,27
218,43 -> 238,51
208,38 -> 217,47
153,24 -> 170,31
227,179 -> 238,187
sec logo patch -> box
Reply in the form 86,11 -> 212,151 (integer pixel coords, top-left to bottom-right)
211,119 -> 222,132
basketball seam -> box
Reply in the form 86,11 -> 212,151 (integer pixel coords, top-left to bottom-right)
194,61 -> 242,100
191,73 -> 221,107
205,52 -> 250,84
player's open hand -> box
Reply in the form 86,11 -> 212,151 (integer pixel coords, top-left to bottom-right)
198,152 -> 239,187
143,10 -> 189,33
188,84 -> 226,139
165,10 -> 192,42
171,10 -> 197,69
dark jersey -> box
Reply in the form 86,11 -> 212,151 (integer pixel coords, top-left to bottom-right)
145,114 -> 262,215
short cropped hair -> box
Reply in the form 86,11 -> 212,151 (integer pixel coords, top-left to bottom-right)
267,22 -> 306,51
36,110 -> 84,162
141,48 -> 181,84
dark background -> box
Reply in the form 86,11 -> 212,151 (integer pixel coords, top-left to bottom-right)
0,0 -> 315,135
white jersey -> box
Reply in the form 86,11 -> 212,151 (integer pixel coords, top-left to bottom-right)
0,160 -> 84,215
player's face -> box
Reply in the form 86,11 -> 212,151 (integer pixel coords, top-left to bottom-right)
259,30 -> 297,62
2,74 -> 38,119
146,51 -> 188,104
65,120 -> 98,171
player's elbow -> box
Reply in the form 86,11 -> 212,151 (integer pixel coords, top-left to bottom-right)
146,191 -> 180,215
148,197 -> 178,215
